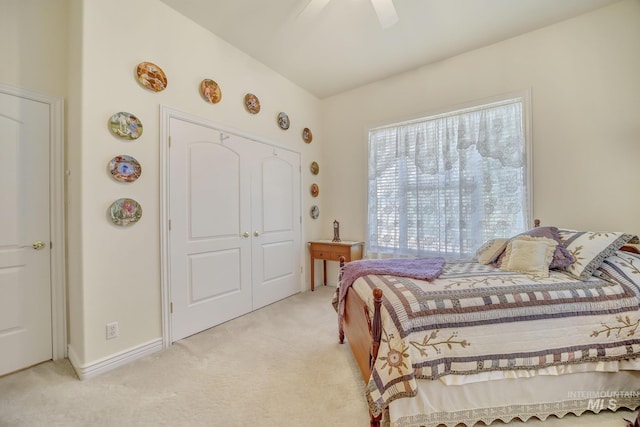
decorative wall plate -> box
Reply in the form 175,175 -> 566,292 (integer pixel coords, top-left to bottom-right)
310,161 -> 319,175
310,183 -> 319,197
310,205 -> 319,219
302,127 -> 313,143
200,79 -> 222,104
244,93 -> 261,114
109,112 -> 143,140
109,198 -> 142,226
135,61 -> 167,92
277,112 -> 290,130
109,155 -> 142,183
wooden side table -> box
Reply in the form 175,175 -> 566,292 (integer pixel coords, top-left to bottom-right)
309,240 -> 364,291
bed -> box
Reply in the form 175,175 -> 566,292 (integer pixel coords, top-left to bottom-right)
333,224 -> 640,426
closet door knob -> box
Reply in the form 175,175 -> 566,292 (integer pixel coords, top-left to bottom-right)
242,232 -> 250,238
253,231 -> 260,237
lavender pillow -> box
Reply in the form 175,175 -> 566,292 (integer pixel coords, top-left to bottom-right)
494,226 -> 575,269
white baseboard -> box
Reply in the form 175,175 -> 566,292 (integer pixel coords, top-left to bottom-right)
68,338 -> 163,380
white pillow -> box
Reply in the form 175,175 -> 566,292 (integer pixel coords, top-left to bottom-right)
558,229 -> 638,280
501,235 -> 557,277
475,238 -> 509,265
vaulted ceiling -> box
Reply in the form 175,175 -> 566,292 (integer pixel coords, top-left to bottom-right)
159,0 -> 621,99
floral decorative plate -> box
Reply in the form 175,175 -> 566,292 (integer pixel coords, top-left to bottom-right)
109,112 -> 143,140
310,161 -> 319,175
109,155 -> 142,183
310,205 -> 319,219
310,183 -> 319,197
109,198 -> 142,226
277,112 -> 290,130
200,79 -> 222,104
302,127 -> 313,143
244,93 -> 261,114
136,61 -> 167,92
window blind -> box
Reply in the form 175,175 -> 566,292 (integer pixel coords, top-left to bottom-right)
367,97 -> 530,258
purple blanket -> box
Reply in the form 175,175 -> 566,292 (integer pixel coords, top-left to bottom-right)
336,257 -> 446,320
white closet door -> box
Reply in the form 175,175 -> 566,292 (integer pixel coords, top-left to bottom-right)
251,146 -> 301,309
0,90 -> 52,375
169,118 -> 252,341
168,116 -> 301,341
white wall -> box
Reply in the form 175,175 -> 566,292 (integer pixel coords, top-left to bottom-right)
68,0 -> 324,366
0,0 -> 76,356
0,0 -> 68,97
321,0 -> 640,284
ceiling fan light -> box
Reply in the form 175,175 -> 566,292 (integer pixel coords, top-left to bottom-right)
371,0 -> 399,29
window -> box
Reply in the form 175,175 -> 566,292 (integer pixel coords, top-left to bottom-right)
367,95 -> 531,259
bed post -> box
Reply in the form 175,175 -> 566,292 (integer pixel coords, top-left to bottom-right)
338,256 -> 346,343
370,288 -> 383,371
369,288 -> 384,427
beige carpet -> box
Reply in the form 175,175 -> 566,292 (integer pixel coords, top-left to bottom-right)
0,286 -> 635,427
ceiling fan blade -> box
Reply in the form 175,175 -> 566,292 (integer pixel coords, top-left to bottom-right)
298,0 -> 331,19
371,0 -> 399,29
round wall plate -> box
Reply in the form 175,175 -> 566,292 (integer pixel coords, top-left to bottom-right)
200,79 -> 222,104
108,155 -> 142,183
109,198 -> 142,226
135,61 -> 167,92
244,93 -> 260,114
109,112 -> 143,140
310,161 -> 319,175
302,127 -> 313,143
310,205 -> 319,219
277,112 -> 290,130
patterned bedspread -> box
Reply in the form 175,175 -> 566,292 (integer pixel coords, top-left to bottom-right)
342,261 -> 640,417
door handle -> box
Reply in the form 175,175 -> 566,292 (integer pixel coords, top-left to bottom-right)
242,232 -> 250,238
31,241 -> 46,250
253,231 -> 260,237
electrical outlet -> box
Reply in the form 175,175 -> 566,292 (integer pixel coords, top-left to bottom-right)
106,322 -> 119,340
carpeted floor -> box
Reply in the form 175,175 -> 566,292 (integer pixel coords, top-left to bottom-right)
0,285 -> 635,426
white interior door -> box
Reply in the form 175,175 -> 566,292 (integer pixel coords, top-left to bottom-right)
0,91 -> 52,375
251,147 -> 301,308
169,118 -> 253,341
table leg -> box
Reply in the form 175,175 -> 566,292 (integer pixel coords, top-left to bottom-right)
310,256 -> 315,291
323,260 -> 327,286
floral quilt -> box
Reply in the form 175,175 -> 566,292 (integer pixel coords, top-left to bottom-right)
341,261 -> 640,417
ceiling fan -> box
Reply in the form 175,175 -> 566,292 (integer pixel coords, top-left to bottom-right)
300,0 -> 399,29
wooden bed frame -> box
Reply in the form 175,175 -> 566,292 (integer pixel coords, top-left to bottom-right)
339,282 -> 383,426
337,219 -> 640,427
338,275 -> 383,426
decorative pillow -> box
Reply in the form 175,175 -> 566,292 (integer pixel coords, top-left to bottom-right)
596,249 -> 640,291
475,238 -> 509,265
500,235 -> 558,277
494,226 -> 575,269
558,230 -> 639,280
